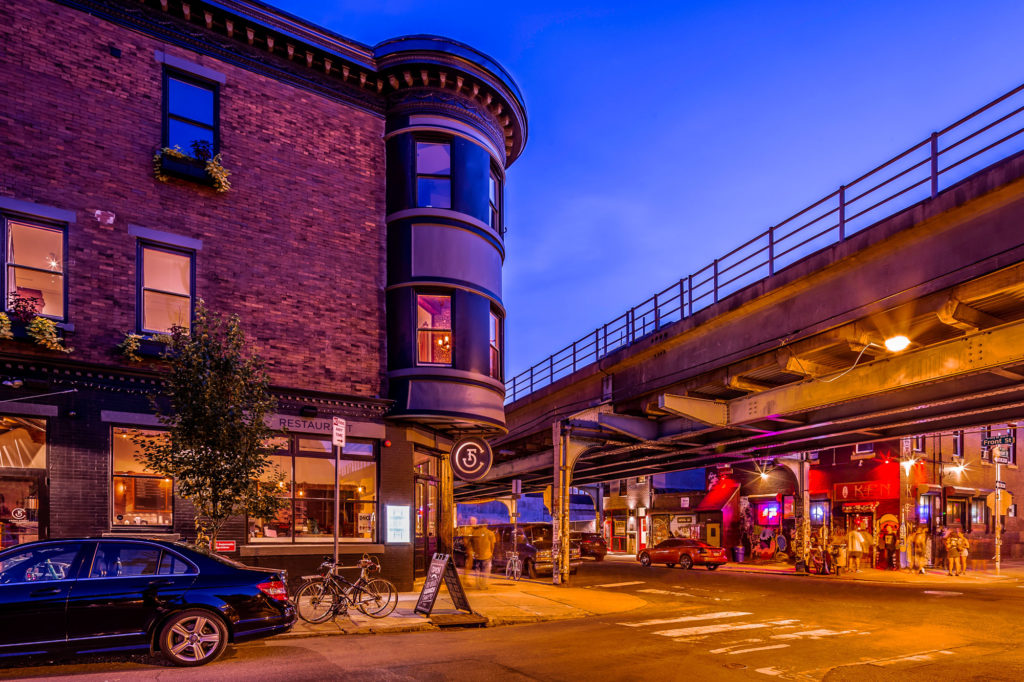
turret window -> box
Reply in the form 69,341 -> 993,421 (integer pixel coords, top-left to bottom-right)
489,311 -> 502,380
417,294 -> 452,366
415,141 -> 451,209
489,167 -> 502,233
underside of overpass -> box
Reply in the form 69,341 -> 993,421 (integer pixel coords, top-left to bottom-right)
456,143 -> 1024,502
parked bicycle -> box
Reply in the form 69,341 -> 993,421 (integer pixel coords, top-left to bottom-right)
294,554 -> 398,623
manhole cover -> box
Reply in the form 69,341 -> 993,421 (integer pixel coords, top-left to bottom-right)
723,663 -> 747,670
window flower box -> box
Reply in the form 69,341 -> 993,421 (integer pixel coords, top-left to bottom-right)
153,144 -> 231,193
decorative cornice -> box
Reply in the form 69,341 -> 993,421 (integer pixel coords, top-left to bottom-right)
54,0 -> 528,165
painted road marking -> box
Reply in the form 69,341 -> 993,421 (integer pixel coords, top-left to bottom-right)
755,666 -> 786,676
591,581 -> 646,588
770,628 -> 859,640
873,650 -> 955,666
709,638 -> 764,654
661,619 -> 800,639
637,588 -> 697,597
619,611 -> 751,627
728,644 -> 790,655
922,590 -> 962,596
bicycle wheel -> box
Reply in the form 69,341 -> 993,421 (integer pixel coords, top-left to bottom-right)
354,578 -> 398,618
506,558 -> 521,581
294,580 -> 341,623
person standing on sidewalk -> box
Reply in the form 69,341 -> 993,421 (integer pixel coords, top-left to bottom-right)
470,522 -> 496,590
911,525 -> 928,574
956,530 -> 970,576
847,527 -> 868,572
944,529 -> 959,575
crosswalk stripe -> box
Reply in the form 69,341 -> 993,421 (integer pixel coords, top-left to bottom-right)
728,644 -> 790,655
619,611 -> 751,627
660,619 -> 799,639
592,581 -> 646,588
637,588 -> 697,597
770,629 -> 856,640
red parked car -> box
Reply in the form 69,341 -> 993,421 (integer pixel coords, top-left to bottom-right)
637,538 -> 728,570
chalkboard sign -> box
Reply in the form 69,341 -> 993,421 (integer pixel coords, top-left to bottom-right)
414,553 -> 471,616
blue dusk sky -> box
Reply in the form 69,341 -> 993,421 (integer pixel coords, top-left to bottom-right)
277,0 -> 1024,379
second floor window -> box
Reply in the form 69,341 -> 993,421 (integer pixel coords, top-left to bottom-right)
164,71 -> 217,155
952,430 -> 964,459
415,141 -> 451,209
417,294 -> 452,366
489,168 -> 502,232
140,244 -> 193,333
5,218 -> 65,320
489,311 -> 501,380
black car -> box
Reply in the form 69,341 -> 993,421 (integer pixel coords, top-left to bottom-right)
0,538 -> 294,666
570,532 -> 607,561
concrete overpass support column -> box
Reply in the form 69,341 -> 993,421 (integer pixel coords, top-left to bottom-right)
552,422 -> 589,584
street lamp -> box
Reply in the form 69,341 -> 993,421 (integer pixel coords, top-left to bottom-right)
884,335 -> 911,352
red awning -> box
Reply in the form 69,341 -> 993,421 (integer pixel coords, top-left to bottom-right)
694,480 -> 740,512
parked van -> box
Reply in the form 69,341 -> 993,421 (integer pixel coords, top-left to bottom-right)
490,523 -> 582,578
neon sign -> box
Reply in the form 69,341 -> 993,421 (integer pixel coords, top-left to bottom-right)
757,502 -> 781,525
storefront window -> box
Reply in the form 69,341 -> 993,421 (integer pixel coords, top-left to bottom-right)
250,437 -> 377,543
946,499 -> 966,529
917,495 -> 931,524
809,501 -> 829,526
970,499 -> 987,528
112,428 -> 173,528
0,416 -> 47,549
756,501 -> 781,525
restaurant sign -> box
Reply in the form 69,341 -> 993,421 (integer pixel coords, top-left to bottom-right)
264,413 -> 333,434
834,481 -> 896,501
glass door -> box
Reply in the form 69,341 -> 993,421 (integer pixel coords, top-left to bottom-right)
413,478 -> 437,576
0,472 -> 46,550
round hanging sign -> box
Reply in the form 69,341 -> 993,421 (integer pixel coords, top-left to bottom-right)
451,437 -> 493,482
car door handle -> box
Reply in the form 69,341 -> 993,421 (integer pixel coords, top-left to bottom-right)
148,579 -> 176,587
30,587 -> 63,597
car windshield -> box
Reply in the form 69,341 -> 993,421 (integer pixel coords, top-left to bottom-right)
529,527 -> 553,542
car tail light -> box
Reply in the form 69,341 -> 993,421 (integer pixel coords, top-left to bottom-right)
258,579 -> 288,601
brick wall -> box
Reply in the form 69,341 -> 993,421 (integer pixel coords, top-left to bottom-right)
0,0 -> 387,398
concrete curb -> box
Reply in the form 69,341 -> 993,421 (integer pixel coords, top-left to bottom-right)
720,564 -> 1021,585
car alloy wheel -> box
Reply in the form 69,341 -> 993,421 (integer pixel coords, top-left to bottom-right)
679,555 -> 693,570
639,553 -> 651,567
159,609 -> 228,667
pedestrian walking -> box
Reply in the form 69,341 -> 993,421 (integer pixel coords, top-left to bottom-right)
881,524 -> 898,570
847,527 -> 868,572
470,520 -> 496,590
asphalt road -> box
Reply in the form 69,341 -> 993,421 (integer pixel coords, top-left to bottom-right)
3,556 -> 1023,681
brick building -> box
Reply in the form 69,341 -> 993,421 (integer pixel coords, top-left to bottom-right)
0,0 -> 527,589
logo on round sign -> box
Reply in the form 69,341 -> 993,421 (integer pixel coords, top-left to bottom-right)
11,508 -> 26,521
451,437 -> 492,482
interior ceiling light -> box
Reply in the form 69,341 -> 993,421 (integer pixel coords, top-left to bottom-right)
884,335 -> 911,352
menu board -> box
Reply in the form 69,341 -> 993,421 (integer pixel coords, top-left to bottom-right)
414,553 -> 471,616
386,505 -> 410,543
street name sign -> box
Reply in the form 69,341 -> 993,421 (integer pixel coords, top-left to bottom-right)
983,435 -> 1015,447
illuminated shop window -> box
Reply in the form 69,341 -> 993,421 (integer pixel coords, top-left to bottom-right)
139,244 -> 193,333
415,141 -> 451,209
112,428 -> 173,528
250,437 -> 378,543
917,495 -> 931,524
756,502 -> 781,526
164,71 -> 217,154
416,294 -> 452,366
5,219 -> 65,320
809,501 -> 829,526
489,310 -> 502,380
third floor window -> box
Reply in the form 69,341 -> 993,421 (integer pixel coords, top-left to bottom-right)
415,141 -> 451,209
164,71 -> 218,156
489,167 -> 502,233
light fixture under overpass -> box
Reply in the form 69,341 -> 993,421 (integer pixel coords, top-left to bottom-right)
884,335 -> 911,352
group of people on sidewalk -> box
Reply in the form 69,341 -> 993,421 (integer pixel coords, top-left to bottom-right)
806,524 -> 972,575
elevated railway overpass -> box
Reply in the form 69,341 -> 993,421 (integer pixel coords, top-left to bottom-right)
456,83 -> 1024,523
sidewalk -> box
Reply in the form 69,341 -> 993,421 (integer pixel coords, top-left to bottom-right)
280,569 -> 646,639
720,557 -> 1024,585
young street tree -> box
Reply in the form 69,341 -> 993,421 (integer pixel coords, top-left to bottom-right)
137,301 -> 284,548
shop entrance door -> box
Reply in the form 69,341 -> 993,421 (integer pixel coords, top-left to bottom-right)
707,523 -> 722,547
0,472 -> 46,550
413,477 -> 437,577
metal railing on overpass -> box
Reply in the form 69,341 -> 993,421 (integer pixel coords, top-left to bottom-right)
506,81 -> 1024,404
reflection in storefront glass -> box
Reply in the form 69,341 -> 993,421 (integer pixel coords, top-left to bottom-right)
0,416 -> 47,549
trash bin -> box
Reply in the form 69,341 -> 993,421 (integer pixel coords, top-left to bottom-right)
732,546 -> 745,563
